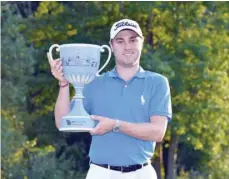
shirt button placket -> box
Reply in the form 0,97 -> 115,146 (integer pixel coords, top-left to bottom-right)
121,83 -> 128,96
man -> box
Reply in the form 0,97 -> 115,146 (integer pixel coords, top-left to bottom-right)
48,19 -> 172,179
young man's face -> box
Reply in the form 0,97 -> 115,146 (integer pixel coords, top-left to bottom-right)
110,30 -> 144,67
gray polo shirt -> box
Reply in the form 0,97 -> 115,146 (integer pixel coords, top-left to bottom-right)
82,66 -> 172,166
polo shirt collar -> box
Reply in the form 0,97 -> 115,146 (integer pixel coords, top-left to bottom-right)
107,66 -> 146,79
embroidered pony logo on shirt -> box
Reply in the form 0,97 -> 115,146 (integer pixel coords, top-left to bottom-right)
141,95 -> 145,105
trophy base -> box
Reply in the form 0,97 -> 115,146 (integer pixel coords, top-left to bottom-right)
59,127 -> 93,133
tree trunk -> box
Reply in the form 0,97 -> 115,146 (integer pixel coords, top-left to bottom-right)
152,142 -> 163,179
166,134 -> 178,179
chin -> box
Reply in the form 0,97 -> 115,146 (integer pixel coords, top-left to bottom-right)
123,61 -> 139,67
116,56 -> 139,67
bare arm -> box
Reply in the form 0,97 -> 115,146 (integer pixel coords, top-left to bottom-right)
54,84 -> 70,128
119,116 -> 168,142
90,115 -> 168,142
47,54 -> 71,129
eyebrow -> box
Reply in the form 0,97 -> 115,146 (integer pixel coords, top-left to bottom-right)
115,36 -> 138,41
129,36 -> 138,39
115,38 -> 124,41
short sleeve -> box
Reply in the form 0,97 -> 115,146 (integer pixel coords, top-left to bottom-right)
149,76 -> 172,121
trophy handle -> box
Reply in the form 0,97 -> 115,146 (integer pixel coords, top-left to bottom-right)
47,44 -> 60,62
97,45 -> 111,75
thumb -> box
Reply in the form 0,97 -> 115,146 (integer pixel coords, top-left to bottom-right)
90,115 -> 102,121
90,126 -> 99,135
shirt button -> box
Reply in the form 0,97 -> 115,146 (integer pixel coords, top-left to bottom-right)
124,84 -> 128,88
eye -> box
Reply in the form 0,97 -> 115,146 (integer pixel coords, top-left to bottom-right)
117,41 -> 123,44
130,39 -> 136,43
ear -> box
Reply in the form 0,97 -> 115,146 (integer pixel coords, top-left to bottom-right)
140,37 -> 144,50
109,40 -> 114,52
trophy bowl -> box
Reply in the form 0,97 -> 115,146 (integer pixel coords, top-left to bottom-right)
47,43 -> 111,132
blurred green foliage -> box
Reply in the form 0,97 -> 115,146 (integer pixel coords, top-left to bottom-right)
1,1 -> 229,179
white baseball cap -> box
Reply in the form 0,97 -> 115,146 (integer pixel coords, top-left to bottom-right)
110,19 -> 143,40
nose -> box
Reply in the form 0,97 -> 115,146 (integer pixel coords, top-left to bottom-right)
124,41 -> 131,50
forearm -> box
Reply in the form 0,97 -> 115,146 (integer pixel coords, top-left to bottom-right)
119,120 -> 165,142
54,86 -> 70,128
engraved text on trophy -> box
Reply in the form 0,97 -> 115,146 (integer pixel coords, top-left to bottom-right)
62,55 -> 98,68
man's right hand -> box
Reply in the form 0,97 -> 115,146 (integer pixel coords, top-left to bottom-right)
47,53 -> 68,84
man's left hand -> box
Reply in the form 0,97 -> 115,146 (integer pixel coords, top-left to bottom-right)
90,115 -> 116,135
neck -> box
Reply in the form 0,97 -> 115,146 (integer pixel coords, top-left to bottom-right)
116,64 -> 140,81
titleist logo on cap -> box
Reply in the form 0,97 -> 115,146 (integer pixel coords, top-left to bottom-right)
114,21 -> 137,31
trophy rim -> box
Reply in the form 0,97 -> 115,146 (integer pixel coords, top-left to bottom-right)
60,43 -> 101,48
59,127 -> 93,132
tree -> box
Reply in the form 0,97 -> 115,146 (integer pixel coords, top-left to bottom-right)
1,2 -> 85,179
141,2 -> 229,178
3,1 -> 228,178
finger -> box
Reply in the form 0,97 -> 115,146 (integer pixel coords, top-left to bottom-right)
57,68 -> 63,75
53,62 -> 61,72
56,63 -> 62,72
90,128 -> 99,135
56,59 -> 61,64
90,130 -> 95,135
49,60 -> 56,68
52,68 -> 59,76
51,67 -> 56,75
90,121 -> 102,134
90,115 -> 104,121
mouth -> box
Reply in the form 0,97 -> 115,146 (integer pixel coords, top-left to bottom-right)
123,52 -> 134,56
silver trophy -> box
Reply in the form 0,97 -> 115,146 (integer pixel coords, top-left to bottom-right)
48,44 -> 111,132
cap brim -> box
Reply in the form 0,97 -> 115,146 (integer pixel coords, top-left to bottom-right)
110,27 -> 143,40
